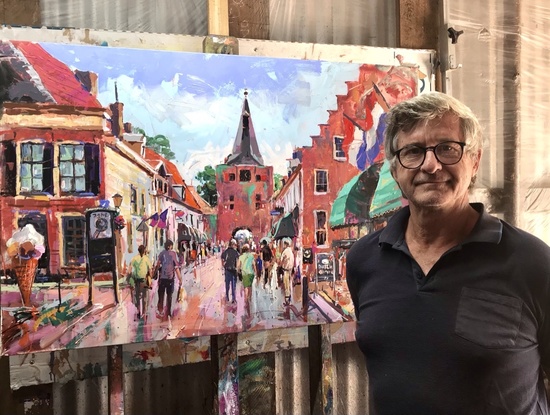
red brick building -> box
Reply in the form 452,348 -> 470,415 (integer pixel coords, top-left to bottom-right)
295,64 -> 417,262
0,40 -> 108,275
215,92 -> 273,244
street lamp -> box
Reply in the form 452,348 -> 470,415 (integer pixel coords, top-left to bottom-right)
112,193 -> 123,211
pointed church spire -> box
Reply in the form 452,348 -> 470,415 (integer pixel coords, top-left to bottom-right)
226,90 -> 264,166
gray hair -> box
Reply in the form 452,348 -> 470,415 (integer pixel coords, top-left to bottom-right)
384,92 -> 483,169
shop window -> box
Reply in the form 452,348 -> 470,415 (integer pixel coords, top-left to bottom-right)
18,213 -> 49,269
229,173 -> 236,181
62,216 -> 86,265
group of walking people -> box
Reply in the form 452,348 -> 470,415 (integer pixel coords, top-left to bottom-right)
221,237 -> 296,315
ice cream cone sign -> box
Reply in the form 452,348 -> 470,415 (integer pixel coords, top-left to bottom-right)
6,224 -> 46,307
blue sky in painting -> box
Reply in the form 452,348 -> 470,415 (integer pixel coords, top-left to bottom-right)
41,42 -> 360,183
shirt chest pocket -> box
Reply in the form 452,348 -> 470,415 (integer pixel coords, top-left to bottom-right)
454,287 -> 523,348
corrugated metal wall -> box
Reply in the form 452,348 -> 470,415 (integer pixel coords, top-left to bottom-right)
18,343 -> 368,414
40,0 -> 396,47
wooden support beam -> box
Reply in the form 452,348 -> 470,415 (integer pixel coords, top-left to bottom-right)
215,333 -> 239,415
228,0 -> 269,40
309,324 -> 334,414
208,0 -> 230,36
0,0 -> 41,26
108,345 -> 124,415
398,0 -> 440,50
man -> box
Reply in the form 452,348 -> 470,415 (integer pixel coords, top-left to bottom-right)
346,91 -> 550,414
128,244 -> 152,320
221,239 -> 239,303
154,240 -> 182,319
260,239 -> 273,289
279,238 -> 295,305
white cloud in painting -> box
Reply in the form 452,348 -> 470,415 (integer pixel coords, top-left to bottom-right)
45,43 -> 359,182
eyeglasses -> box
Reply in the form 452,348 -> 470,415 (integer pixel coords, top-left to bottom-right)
394,141 -> 466,169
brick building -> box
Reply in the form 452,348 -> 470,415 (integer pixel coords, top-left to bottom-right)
215,91 -> 273,244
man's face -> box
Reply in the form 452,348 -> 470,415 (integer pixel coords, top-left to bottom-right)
390,113 -> 481,211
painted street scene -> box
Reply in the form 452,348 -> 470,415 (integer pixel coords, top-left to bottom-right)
0,40 -> 418,355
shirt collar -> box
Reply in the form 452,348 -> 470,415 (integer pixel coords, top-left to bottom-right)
378,203 -> 503,248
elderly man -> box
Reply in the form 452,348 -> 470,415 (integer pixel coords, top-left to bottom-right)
279,238 -> 295,305
346,92 -> 550,414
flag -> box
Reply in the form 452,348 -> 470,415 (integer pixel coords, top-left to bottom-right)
175,210 -> 185,218
157,209 -> 169,229
149,213 -> 159,227
348,105 -> 386,171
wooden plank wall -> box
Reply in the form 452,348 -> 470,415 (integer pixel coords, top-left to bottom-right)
0,1 -> 437,414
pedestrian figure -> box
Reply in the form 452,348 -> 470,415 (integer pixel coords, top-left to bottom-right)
128,245 -> 152,320
279,238 -> 295,305
221,239 -> 239,303
237,243 -> 256,315
153,240 -> 182,320
260,239 -> 273,289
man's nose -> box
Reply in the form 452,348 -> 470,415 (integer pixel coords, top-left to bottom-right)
420,149 -> 442,173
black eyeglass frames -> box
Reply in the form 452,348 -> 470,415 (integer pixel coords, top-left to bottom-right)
394,141 -> 466,169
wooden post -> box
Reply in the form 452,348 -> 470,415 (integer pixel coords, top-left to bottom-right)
0,0 -> 41,26
309,324 -> 334,415
108,345 -> 124,415
397,0 -> 440,50
215,333 -> 239,415
208,0 -> 230,36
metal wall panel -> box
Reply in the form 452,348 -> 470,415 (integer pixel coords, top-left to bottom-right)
40,0 -> 208,35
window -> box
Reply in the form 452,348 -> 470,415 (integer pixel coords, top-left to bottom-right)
59,143 -> 100,195
315,211 -> 327,246
20,142 -> 54,194
229,195 -> 234,201
315,170 -> 328,193
255,174 -> 261,182
255,202 -> 261,210
130,185 -> 137,215
255,194 -> 261,201
229,204 -> 234,210
140,193 -> 145,215
59,144 -> 86,193
228,173 -> 236,181
0,141 -> 16,196
334,136 -> 345,159
239,169 -> 251,182
63,216 -> 85,265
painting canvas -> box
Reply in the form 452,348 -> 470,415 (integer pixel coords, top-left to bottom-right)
0,40 -> 418,355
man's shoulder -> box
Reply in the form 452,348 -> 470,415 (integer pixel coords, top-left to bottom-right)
347,231 -> 383,260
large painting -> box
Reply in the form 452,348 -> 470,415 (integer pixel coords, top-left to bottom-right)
0,40 -> 418,355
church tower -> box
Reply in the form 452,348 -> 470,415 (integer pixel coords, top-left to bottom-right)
216,91 -> 273,244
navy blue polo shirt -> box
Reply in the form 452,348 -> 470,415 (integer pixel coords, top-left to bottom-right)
347,203 -> 550,415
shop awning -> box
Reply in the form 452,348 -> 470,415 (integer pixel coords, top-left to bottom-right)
329,164 -> 382,228
271,212 -> 296,239
178,223 -> 192,241
370,159 -> 407,218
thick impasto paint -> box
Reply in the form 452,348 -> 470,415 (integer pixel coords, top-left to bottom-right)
0,40 -> 417,356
